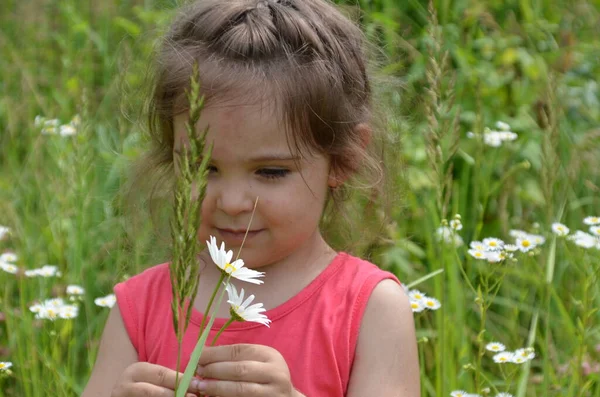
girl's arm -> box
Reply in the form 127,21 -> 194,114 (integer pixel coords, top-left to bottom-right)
82,305 -> 138,397
346,279 -> 421,397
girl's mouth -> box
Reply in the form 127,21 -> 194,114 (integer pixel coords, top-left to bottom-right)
216,228 -> 264,243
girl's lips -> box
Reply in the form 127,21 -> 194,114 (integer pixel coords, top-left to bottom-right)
216,228 -> 264,243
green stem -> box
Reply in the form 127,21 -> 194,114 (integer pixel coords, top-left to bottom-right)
176,283 -> 229,397
197,273 -> 226,340
211,318 -> 235,346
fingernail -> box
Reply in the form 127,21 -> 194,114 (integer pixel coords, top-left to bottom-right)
191,379 -> 207,391
196,365 -> 204,376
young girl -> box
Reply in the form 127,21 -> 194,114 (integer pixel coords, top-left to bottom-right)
83,0 -> 419,396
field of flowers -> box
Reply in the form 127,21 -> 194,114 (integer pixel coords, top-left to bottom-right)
0,0 -> 599,396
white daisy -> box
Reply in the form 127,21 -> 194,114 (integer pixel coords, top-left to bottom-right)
568,231 -> 597,248
206,236 -> 265,284
590,226 -> 600,237
516,237 -> 535,252
528,234 -> 546,245
59,124 -> 77,137
493,351 -> 514,363
59,305 -> 79,319
94,294 -> 116,308
510,355 -> 526,364
551,222 -> 570,236
485,342 -> 506,352
66,285 -> 85,295
422,297 -> 441,310
496,393 -> 514,397
495,121 -> 511,131
483,238 -> 504,251
450,219 -> 463,231
509,229 -> 528,239
0,226 -> 10,240
503,244 -> 519,252
485,251 -> 505,263
408,290 -> 426,301
34,115 -> 46,127
38,265 -> 61,277
513,347 -> 535,361
409,299 -> 425,313
0,262 -> 18,274
583,216 -> 600,225
468,249 -> 487,260
0,362 -> 12,372
0,252 -> 17,263
470,241 -> 486,251
435,226 -> 464,246
450,391 -> 468,397
225,283 -> 270,327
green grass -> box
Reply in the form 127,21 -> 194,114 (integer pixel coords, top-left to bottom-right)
1,0 -> 599,396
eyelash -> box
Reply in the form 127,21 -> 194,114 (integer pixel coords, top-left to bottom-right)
207,166 -> 290,180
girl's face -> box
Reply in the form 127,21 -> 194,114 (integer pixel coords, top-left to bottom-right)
173,100 -> 335,269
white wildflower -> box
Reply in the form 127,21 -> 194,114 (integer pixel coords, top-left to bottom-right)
568,231 -> 598,249
59,124 -> 77,137
450,219 -> 463,231
486,342 -> 506,352
66,285 -> 85,295
590,226 -> 600,237
509,229 -> 529,239
483,237 -> 504,251
495,121 -> 511,131
0,362 -> 12,372
513,347 -> 535,361
493,351 -> 515,363
551,222 -> 570,236
94,294 -> 116,308
451,391 -> 469,397
0,225 -> 10,240
435,226 -> 464,247
422,297 -> 441,310
409,299 -> 425,313
503,244 -> 519,252
0,252 -> 17,263
468,249 -> 487,260
485,251 -> 505,263
496,393 -> 514,397
408,290 -> 426,301
206,236 -> 265,284
583,216 -> 600,225
225,283 -> 271,327
516,237 -> 535,252
470,241 -> 486,251
0,262 -> 18,274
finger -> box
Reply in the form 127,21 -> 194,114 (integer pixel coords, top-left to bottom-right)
193,379 -> 265,397
196,360 -> 272,383
198,344 -> 271,366
119,382 -> 197,397
127,362 -> 196,393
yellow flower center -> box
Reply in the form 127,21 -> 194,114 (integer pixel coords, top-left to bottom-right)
0,364 -> 5,369
410,302 -> 419,309
426,301 -> 434,307
522,240 -> 531,247
224,263 -> 237,274
489,242 -> 497,247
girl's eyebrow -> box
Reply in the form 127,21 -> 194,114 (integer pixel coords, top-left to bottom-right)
247,154 -> 301,162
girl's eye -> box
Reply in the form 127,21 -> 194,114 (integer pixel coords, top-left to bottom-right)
257,168 -> 289,180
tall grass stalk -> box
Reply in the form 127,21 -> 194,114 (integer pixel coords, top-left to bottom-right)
169,64 -> 211,383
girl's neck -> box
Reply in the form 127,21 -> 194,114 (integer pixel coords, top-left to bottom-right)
194,231 -> 337,318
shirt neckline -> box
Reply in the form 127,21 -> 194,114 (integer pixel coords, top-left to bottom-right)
187,252 -> 348,330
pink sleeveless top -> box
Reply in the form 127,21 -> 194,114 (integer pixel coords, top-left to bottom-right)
114,252 -> 400,396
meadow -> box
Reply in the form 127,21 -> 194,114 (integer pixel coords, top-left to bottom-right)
0,0 -> 599,396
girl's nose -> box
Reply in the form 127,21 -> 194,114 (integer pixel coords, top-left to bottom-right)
213,181 -> 255,216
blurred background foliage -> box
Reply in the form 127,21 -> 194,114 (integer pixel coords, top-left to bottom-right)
0,0 -> 599,396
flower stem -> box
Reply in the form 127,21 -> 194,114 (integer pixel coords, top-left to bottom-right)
211,318 -> 234,346
197,273 -> 226,340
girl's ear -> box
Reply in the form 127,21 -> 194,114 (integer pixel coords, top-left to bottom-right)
327,123 -> 371,188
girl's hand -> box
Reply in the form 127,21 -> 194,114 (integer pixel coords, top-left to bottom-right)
194,344 -> 301,397
112,362 -> 199,397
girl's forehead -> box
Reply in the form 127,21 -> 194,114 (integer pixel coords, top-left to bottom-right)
174,101 -> 298,158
